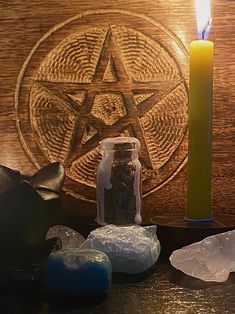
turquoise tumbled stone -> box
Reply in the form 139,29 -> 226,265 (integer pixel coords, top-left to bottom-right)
45,249 -> 112,295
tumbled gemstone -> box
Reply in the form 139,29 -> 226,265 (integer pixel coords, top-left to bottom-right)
45,248 -> 112,295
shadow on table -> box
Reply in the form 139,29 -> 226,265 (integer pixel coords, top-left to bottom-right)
0,285 -> 107,313
169,266 -> 235,290
112,266 -> 155,284
43,292 -> 107,311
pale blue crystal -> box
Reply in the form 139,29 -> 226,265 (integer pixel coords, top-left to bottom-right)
81,225 -> 160,274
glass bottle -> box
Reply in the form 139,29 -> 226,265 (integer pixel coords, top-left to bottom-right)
96,137 -> 142,225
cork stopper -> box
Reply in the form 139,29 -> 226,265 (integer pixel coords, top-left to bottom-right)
100,137 -> 140,152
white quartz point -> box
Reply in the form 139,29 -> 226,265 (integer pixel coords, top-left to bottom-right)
80,225 -> 161,274
46,225 -> 85,249
170,230 -> 235,282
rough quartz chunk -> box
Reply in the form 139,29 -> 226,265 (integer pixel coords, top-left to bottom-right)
170,230 -> 235,282
46,225 -> 85,249
80,225 -> 160,274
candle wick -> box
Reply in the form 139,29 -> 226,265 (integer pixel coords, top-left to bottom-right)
202,29 -> 206,40
201,18 -> 212,40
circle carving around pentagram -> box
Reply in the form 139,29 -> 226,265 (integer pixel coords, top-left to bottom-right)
16,9 -> 189,202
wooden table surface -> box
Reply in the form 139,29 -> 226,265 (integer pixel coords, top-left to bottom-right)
0,258 -> 234,314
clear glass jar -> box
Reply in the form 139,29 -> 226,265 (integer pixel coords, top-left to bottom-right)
96,137 -> 142,225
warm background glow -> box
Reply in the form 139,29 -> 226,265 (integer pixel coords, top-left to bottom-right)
0,0 -> 234,220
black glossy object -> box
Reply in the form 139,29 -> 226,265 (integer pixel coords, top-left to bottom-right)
0,163 -> 65,268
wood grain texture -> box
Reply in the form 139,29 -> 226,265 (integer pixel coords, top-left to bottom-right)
0,0 -> 234,222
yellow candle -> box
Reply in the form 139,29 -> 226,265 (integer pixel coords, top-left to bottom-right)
186,0 -> 214,221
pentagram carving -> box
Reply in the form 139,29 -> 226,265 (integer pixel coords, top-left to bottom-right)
16,10 -> 189,201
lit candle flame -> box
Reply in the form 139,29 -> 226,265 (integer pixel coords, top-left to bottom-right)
195,0 -> 212,40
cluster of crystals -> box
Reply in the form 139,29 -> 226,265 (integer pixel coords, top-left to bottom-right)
46,225 -> 235,282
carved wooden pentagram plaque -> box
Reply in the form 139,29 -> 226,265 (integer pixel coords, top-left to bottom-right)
16,9 -> 189,201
